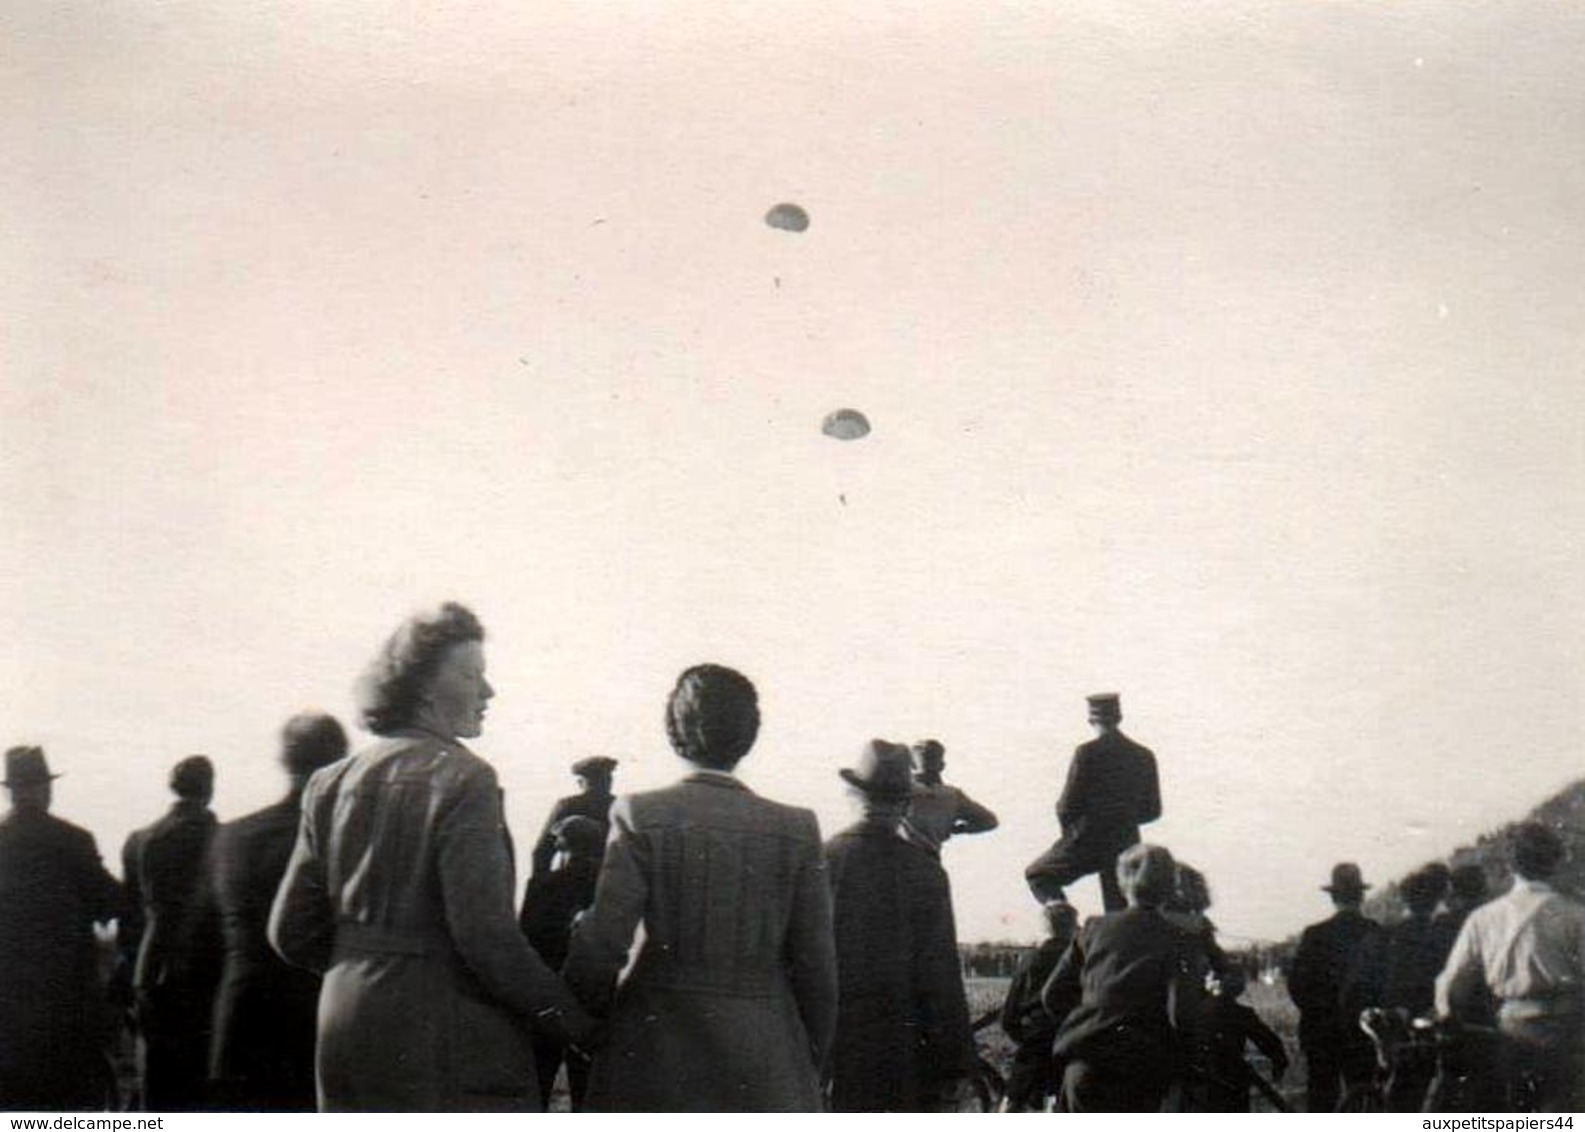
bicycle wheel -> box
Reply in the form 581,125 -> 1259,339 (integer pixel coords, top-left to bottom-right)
1335,1081 -> 1386,1112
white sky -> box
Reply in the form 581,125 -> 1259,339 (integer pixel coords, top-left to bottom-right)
3,1 -> 1582,944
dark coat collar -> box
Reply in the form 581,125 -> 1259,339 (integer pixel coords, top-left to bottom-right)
682,770 -> 751,793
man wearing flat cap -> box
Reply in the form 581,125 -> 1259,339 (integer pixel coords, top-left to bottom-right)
530,756 -> 618,881
208,713 -> 347,1110
0,747 -> 123,1110
120,755 -> 222,1111
824,740 -> 975,1111
1025,693 -> 1161,912
1288,862 -> 1381,1112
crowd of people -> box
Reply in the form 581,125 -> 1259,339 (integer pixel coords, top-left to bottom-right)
0,601 -> 1581,1113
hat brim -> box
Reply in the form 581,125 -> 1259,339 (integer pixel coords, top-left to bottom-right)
838,767 -> 913,799
3,773 -> 61,787
1321,883 -> 1371,893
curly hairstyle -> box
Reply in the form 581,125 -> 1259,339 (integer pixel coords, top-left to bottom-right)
355,603 -> 485,737
664,663 -> 760,771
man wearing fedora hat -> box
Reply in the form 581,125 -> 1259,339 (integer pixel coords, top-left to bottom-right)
1288,862 -> 1382,1112
1025,693 -> 1161,912
0,746 -> 122,1110
120,755 -> 222,1111
824,740 -> 975,1111
530,756 -> 619,881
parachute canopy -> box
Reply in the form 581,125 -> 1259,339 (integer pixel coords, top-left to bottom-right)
765,202 -> 810,233
822,408 -> 870,441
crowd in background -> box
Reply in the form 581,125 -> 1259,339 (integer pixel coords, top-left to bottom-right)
1,601 -> 1581,1113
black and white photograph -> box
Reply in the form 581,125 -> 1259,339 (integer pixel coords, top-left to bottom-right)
3,0 -> 1582,1115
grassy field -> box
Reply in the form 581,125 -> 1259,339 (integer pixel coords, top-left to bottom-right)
966,974 -> 1306,1113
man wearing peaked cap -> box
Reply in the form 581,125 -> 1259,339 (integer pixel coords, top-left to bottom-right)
1025,693 -> 1162,912
1288,862 -> 1382,1112
529,757 -> 619,881
0,747 -> 123,1110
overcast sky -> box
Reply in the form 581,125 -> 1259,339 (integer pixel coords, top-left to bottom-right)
4,1 -> 1582,944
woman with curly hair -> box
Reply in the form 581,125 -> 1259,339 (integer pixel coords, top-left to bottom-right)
269,603 -> 599,1111
563,664 -> 839,1111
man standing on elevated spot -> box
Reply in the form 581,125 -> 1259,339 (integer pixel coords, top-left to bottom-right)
1025,693 -> 1161,911
902,739 -> 998,856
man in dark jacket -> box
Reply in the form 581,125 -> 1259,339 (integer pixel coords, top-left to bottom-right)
1342,867 -> 1450,1111
0,747 -> 122,1111
1288,862 -> 1381,1112
1196,967 -> 1289,1112
529,757 -> 617,881
1026,693 -> 1161,911
1039,843 -> 1205,1112
1432,865 -> 1490,954
825,741 -> 976,1112
123,755 -> 222,1111
999,899 -> 1079,1110
520,814 -> 604,1110
208,714 -> 347,1110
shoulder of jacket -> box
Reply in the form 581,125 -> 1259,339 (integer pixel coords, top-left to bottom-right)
46,813 -> 97,848
222,801 -> 293,836
765,797 -> 820,829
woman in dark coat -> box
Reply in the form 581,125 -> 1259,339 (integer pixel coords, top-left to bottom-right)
823,740 -> 976,1111
269,603 -> 600,1111
563,664 -> 839,1112
1040,843 -> 1207,1112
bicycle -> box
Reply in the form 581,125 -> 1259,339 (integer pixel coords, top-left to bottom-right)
1344,1008 -> 1537,1114
957,1008 -> 1010,1112
1337,1007 -> 1432,1112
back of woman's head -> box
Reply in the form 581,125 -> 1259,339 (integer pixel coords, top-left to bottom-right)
1117,843 -> 1178,909
356,603 -> 484,736
665,664 -> 760,771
